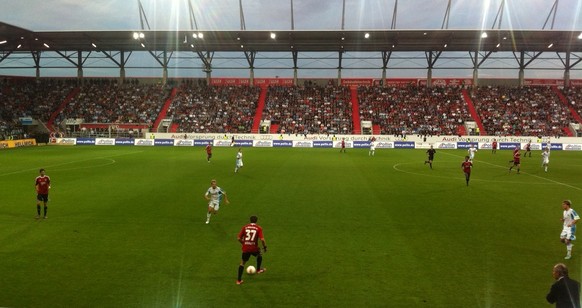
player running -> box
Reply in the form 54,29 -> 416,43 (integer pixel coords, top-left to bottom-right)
424,145 -> 436,169
235,148 -> 244,173
542,147 -> 550,172
205,142 -> 212,163
491,139 -> 497,154
461,156 -> 473,186
509,150 -> 521,174
204,179 -> 230,224
468,144 -> 477,162
237,216 -> 267,285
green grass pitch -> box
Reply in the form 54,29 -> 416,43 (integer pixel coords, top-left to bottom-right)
1,145 -> 581,307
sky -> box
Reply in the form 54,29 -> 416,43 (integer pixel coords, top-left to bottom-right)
1,0 -> 582,78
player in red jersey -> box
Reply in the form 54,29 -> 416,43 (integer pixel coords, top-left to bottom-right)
340,138 -> 346,153
205,142 -> 212,163
236,216 -> 267,285
491,139 -> 497,154
509,146 -> 520,163
525,141 -> 532,157
461,156 -> 473,186
35,168 -> 51,219
509,150 -> 521,174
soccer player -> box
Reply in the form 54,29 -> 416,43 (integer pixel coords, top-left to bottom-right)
369,138 -> 376,156
509,150 -> 521,174
340,138 -> 346,153
560,200 -> 580,260
542,147 -> 550,172
235,148 -> 243,173
425,145 -> 436,169
509,146 -> 519,163
491,139 -> 497,154
236,215 -> 267,285
205,142 -> 212,163
204,179 -> 230,224
35,168 -> 51,219
461,156 -> 473,186
525,141 -> 532,157
468,144 -> 477,162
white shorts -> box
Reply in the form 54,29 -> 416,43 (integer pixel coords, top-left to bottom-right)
370,146 -> 375,151
208,201 -> 220,211
236,160 -> 243,168
543,158 -> 549,164
561,227 -> 576,241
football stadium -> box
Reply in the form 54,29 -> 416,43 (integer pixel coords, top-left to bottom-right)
2,1 -> 582,307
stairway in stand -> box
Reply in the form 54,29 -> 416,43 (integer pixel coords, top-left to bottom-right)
152,87 -> 178,132
350,86 -> 361,134
461,89 -> 486,135
552,86 -> 580,137
251,86 -> 268,134
372,124 -> 381,135
47,87 -> 80,132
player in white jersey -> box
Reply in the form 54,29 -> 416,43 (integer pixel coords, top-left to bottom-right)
369,140 -> 376,156
204,179 -> 230,224
541,147 -> 550,172
560,200 -> 579,259
468,145 -> 477,162
235,148 -> 244,173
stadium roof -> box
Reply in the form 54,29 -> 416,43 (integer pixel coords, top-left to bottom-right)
1,22 -> 581,53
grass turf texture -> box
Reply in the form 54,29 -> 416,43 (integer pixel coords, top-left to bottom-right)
1,145 -> 581,307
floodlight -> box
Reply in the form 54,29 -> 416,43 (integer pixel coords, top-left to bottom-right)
140,43 -> 145,48
481,32 -> 488,38
578,32 -> 582,39
192,33 -> 198,38
139,33 -> 145,39
43,43 -> 50,48
270,32 -> 276,39
133,32 -> 139,40
198,32 -> 203,39
496,43 -> 501,48
91,43 -> 97,48
17,44 -> 22,49
444,43 -> 448,48
0,40 -> 6,45
364,33 -> 370,39
547,43 -> 554,48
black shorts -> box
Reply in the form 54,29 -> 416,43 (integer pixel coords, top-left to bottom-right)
37,194 -> 49,202
241,251 -> 260,262
428,156 -> 434,161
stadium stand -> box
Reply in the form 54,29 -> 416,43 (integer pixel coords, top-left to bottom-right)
167,85 -> 260,134
262,85 -> 353,135
358,85 -> 472,136
470,86 -> 577,137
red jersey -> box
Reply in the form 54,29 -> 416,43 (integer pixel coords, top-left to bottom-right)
341,140 -> 345,148
513,152 -> 521,163
461,161 -> 473,173
35,175 -> 51,194
206,145 -> 212,154
238,223 -> 264,253
492,141 -> 497,149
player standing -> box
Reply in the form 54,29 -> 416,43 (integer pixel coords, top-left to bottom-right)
468,144 -> 477,162
35,168 -> 51,219
461,156 -> 473,186
542,147 -> 550,172
560,200 -> 580,260
236,215 -> 267,285
369,137 -> 376,156
340,138 -> 346,153
509,150 -> 521,174
424,145 -> 436,169
204,179 -> 230,224
235,148 -> 244,173
525,141 -> 532,157
491,139 -> 497,154
205,142 -> 212,163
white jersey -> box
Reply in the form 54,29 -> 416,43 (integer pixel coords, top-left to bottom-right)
236,151 -> 243,167
206,186 -> 225,204
563,208 -> 580,229
370,141 -> 376,151
542,151 -> 550,164
468,147 -> 477,159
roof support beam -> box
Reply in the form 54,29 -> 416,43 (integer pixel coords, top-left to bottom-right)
441,0 -> 452,29
542,0 -> 559,30
137,0 -> 151,30
391,0 -> 398,29
491,0 -> 505,29
0,51 -> 13,64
